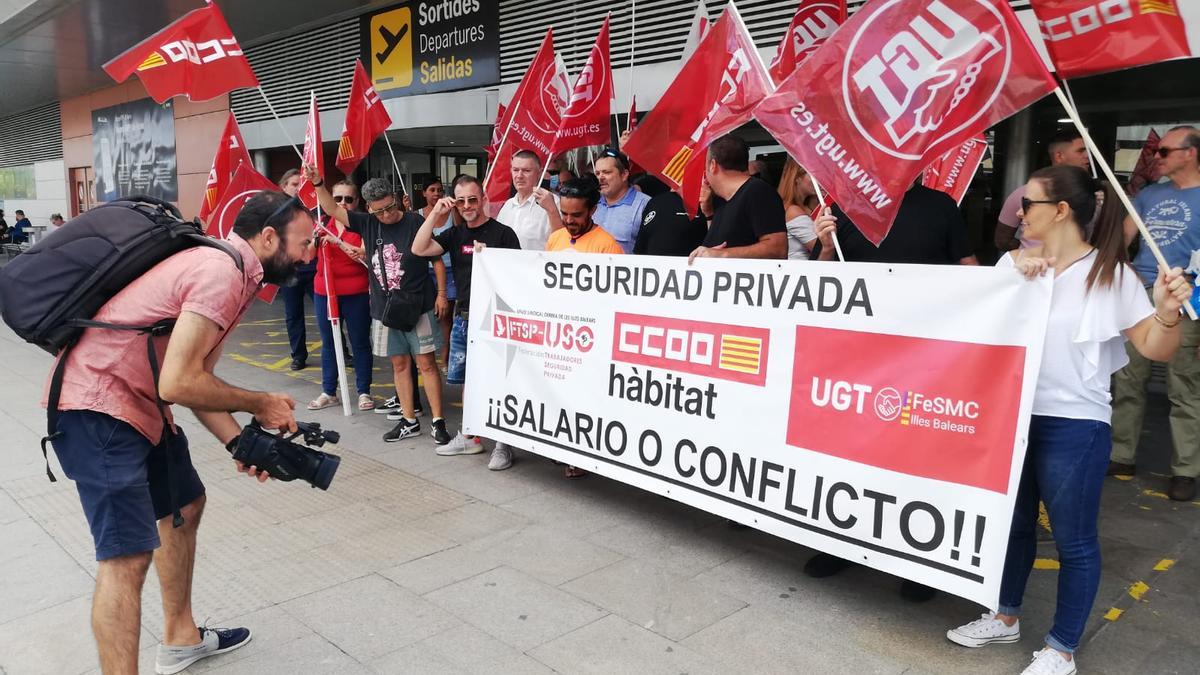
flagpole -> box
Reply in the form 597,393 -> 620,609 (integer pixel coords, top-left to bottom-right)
382,136 -> 409,198
321,244 -> 353,416
625,1 -> 636,134
1053,86 -> 1195,319
257,87 -> 305,162
807,176 -> 844,262
1060,80 -> 1098,179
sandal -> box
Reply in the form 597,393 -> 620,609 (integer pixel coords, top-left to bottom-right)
564,466 -> 588,480
307,392 -> 339,410
358,393 -> 375,411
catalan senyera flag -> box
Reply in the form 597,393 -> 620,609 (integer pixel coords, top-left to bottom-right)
199,111 -> 253,222
102,1 -> 259,103
336,60 -> 393,175
622,3 -> 773,190
718,334 -> 764,376
1029,0 -> 1197,79
298,93 -> 324,211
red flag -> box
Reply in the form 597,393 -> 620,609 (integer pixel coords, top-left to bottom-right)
102,2 -> 259,104
320,219 -> 340,321
208,163 -> 284,303
755,0 -> 1056,245
199,112 -> 253,222
1129,129 -> 1163,196
298,93 -> 323,210
336,60 -> 392,175
484,29 -> 568,214
922,135 -> 987,205
485,102 -> 507,161
768,1 -> 847,85
1030,0 -> 1195,79
680,156 -> 706,219
206,163 -> 279,240
623,4 -> 773,189
628,96 -> 638,133
682,0 -> 710,62
550,16 -> 614,156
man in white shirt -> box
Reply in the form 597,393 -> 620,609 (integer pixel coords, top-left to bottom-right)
496,150 -> 562,251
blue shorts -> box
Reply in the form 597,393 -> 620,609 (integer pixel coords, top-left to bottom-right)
51,410 -> 205,561
447,315 -> 468,385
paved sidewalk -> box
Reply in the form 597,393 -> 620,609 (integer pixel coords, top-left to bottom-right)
1,303 -> 1198,674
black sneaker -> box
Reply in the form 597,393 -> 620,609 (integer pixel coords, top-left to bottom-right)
374,395 -> 400,414
431,418 -> 451,445
289,357 -> 306,371
155,627 -> 251,674
384,418 -> 420,442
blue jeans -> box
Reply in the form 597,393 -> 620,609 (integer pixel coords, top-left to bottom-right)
998,415 -> 1110,654
313,292 -> 373,396
447,315 -> 468,385
281,267 -> 315,361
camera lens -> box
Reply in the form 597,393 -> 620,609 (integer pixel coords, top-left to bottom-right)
312,452 -> 341,490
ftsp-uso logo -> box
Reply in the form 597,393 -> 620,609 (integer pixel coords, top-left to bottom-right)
844,0 -> 1010,160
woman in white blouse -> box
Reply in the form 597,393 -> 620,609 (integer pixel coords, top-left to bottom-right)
778,158 -> 820,260
946,165 -> 1192,675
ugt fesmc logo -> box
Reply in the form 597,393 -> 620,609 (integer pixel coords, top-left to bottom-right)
845,0 -> 1010,159
611,313 -> 769,386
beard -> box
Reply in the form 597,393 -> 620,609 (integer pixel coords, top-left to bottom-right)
261,244 -> 298,286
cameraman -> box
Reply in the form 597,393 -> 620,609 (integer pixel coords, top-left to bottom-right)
45,192 -> 312,675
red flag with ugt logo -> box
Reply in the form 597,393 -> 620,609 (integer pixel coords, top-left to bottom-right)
755,0 -> 1056,245
768,0 -> 847,84
922,135 -> 987,205
298,93 -> 324,210
485,102 -> 507,161
337,60 -> 393,175
199,112 -> 253,222
623,3 -> 773,189
484,29 -> 568,215
550,15 -> 613,156
208,163 -> 285,303
102,1 -> 259,104
1030,0 -> 1196,79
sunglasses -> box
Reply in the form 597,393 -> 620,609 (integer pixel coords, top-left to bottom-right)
1156,146 -> 1191,158
1020,197 -> 1060,211
599,147 -> 629,167
332,195 -> 357,203
368,202 -> 398,215
454,196 -> 481,206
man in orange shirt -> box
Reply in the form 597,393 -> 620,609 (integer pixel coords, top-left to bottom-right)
546,177 -> 624,254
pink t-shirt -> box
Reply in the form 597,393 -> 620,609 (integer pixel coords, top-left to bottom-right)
43,234 -> 265,444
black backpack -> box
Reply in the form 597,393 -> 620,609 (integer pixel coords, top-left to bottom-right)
0,195 -> 243,514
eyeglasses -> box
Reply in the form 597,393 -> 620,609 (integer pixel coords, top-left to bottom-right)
1021,197 -> 1060,212
368,201 -> 398,215
453,196 -> 481,206
1156,146 -> 1191,158
332,195 -> 357,203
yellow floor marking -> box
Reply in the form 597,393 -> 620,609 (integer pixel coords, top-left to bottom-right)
1154,559 -> 1175,572
1112,475 -> 1132,481
1037,502 -> 1052,534
1128,581 -> 1150,601
239,341 -> 292,347
1103,608 -> 1124,621
1138,505 -> 1152,511
1142,489 -> 1170,500
1034,558 -> 1060,570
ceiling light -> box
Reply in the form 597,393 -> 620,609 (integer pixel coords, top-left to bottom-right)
1057,118 -> 1072,123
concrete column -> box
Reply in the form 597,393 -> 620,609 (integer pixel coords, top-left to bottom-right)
253,150 -> 269,177
1001,108 -> 1033,198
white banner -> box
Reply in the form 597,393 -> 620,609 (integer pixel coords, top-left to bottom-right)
463,250 -> 1051,607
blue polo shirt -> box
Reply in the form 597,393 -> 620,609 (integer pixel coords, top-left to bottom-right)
594,188 -> 650,254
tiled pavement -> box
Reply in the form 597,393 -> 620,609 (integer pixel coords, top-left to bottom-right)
1,301 -> 1197,674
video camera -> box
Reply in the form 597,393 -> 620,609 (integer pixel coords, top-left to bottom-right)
229,420 -> 342,490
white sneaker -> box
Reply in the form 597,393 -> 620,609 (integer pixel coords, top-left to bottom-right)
488,443 -> 514,471
1021,648 -> 1077,675
946,612 -> 1020,648
436,432 -> 484,456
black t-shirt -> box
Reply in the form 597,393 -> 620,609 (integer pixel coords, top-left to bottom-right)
703,177 -> 786,248
826,185 -> 970,264
346,210 -> 435,312
634,191 -> 707,256
433,218 -> 521,311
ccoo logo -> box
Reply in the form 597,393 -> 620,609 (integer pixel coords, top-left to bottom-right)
843,0 -> 1010,160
